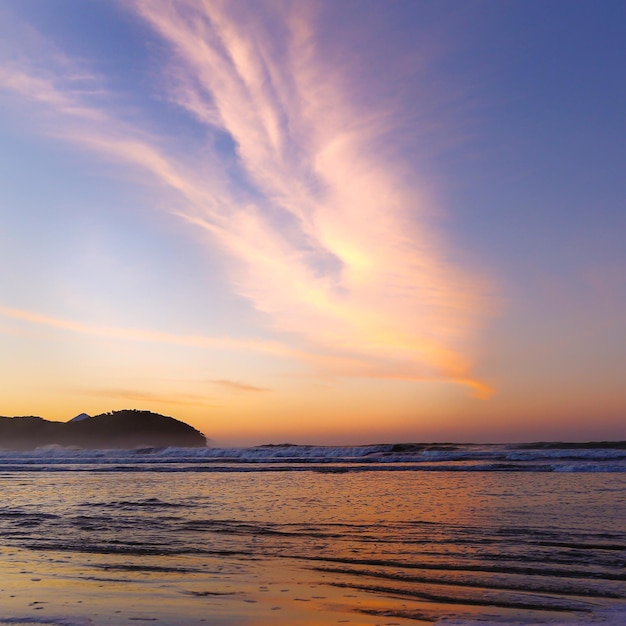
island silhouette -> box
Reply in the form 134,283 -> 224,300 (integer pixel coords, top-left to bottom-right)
0,409 -> 207,450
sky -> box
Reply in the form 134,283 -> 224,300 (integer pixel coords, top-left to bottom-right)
1,0 -> 625,445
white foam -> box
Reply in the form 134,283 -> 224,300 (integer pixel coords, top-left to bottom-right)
0,443 -> 625,472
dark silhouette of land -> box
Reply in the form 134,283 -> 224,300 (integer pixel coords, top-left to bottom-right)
0,410 -> 207,450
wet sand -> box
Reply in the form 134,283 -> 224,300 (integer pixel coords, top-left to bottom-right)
1,470 -> 625,625
1,542 -> 612,625
0,546 -> 437,625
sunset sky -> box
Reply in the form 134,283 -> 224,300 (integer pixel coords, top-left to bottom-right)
1,0 -> 625,445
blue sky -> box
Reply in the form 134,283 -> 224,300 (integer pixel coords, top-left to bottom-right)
1,0 -> 625,444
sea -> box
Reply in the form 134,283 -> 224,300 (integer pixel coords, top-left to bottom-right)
0,442 -> 624,625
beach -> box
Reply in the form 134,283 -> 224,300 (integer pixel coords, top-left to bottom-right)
0,445 -> 625,624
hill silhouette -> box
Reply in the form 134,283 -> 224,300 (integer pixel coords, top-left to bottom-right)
0,410 -> 207,450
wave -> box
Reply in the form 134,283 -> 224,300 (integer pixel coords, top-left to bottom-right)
0,442 -> 625,472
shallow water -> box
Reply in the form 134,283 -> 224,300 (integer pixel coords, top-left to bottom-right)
0,462 -> 625,624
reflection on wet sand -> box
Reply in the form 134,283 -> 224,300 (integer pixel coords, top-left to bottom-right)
0,471 -> 625,624
0,548 -> 427,625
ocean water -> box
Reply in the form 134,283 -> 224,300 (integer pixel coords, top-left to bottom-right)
0,443 -> 624,625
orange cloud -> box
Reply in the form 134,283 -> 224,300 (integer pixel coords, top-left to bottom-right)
210,379 -> 271,393
80,388 -> 216,408
0,305 -> 291,356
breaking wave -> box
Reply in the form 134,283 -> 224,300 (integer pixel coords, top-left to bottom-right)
0,442 -> 625,472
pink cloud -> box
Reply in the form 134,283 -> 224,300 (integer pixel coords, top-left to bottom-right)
0,1 -> 493,396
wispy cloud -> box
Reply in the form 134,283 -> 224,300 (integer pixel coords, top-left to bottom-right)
0,305 -> 292,356
81,388 -> 216,408
210,379 -> 270,394
0,1 -> 493,396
